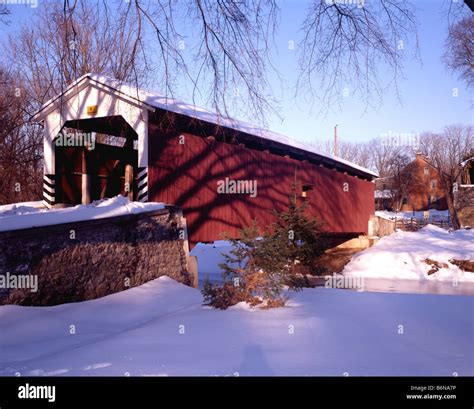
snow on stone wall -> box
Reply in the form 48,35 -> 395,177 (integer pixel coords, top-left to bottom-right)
0,206 -> 195,306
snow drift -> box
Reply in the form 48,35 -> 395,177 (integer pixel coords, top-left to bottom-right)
0,276 -> 472,376
343,225 -> 474,282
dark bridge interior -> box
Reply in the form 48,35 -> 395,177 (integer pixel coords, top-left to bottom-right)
54,116 -> 138,204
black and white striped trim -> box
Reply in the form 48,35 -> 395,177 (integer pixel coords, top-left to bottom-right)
43,174 -> 55,207
137,167 -> 148,202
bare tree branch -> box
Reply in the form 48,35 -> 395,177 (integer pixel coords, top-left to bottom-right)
443,15 -> 474,89
297,0 -> 419,115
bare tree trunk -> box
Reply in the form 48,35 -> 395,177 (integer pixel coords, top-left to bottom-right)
445,191 -> 460,229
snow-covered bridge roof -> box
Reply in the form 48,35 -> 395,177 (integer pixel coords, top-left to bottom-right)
34,73 -> 378,179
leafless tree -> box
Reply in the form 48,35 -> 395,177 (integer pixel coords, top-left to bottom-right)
310,138 -> 372,169
6,0 -> 148,116
386,153 -> 411,210
3,0 -> 432,124
420,125 -> 474,228
56,1 -> 422,120
443,15 -> 474,89
173,0 -> 279,120
1,0 -> 152,204
369,137 -> 408,178
0,69 -> 43,204
4,0 -> 281,122
311,135 -> 414,176
339,140 -> 372,168
298,0 -> 419,114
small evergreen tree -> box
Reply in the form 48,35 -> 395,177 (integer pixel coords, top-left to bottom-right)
202,221 -> 289,309
267,192 -> 326,275
202,189 -> 326,309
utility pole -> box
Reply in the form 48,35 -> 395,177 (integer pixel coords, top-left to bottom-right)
334,124 -> 338,157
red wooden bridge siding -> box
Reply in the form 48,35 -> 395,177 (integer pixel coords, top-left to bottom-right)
148,112 -> 374,247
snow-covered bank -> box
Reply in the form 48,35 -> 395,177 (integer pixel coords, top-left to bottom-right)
0,276 -> 472,376
0,196 -> 165,232
343,225 -> 474,282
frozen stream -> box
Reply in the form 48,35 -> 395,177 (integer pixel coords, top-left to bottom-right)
354,277 -> 474,296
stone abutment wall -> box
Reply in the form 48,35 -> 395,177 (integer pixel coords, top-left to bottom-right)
0,206 -> 196,306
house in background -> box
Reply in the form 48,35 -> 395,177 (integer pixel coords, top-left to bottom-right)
374,153 -> 447,212
455,157 -> 474,228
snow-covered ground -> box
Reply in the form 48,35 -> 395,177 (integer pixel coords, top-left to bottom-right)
0,196 -> 165,232
376,209 -> 450,221
0,276 -> 472,376
343,225 -> 474,282
1,201 -> 471,376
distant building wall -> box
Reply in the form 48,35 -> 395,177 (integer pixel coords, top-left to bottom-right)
373,155 -> 448,212
401,154 -> 447,212
0,207 -> 196,306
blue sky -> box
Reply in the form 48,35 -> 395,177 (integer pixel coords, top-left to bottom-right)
268,0 -> 473,144
0,0 -> 472,145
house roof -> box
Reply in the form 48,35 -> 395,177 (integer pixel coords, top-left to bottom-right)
34,73 -> 379,179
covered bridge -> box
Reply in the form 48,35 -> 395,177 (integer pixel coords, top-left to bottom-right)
33,74 -> 377,247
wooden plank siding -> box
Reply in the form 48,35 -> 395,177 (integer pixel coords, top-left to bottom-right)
148,112 -> 374,247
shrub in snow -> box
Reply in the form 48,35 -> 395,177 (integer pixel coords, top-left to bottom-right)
202,221 -> 288,309
202,192 -> 327,309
